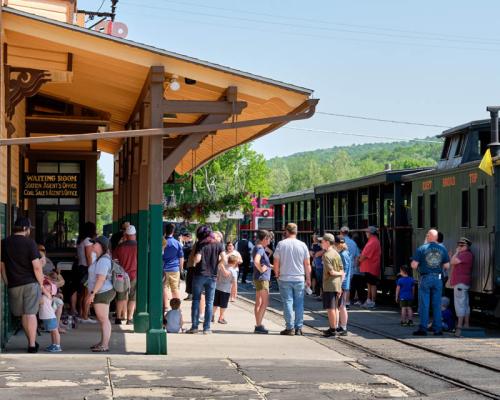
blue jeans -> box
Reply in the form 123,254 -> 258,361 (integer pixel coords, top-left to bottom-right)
279,280 -> 305,330
418,274 -> 442,332
191,275 -> 216,331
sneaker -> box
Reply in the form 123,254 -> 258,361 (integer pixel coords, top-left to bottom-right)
27,342 -> 39,353
203,330 -> 212,335
184,294 -> 192,301
337,328 -> 348,336
323,328 -> 335,337
366,301 -> 376,309
295,328 -> 303,336
254,325 -> 269,334
79,318 -> 98,324
45,344 -> 62,353
354,300 -> 363,306
280,329 -> 295,336
218,319 -> 227,324
114,318 -> 122,325
413,329 -> 427,336
126,319 -> 133,325
185,328 -> 199,334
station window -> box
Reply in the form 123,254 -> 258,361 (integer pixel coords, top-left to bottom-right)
441,137 -> 452,159
417,195 -> 424,228
461,190 -> 470,228
477,188 -> 486,227
429,193 -> 437,228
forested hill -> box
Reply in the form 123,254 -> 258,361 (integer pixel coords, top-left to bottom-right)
266,139 -> 442,194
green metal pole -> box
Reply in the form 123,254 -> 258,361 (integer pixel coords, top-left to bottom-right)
130,212 -> 138,230
146,203 -> 167,354
134,209 -> 150,333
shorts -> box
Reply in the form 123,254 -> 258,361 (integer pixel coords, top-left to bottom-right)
94,289 -> 116,305
115,280 -> 137,301
163,271 -> 180,291
214,289 -> 230,309
42,318 -> 58,331
254,280 -> 270,292
454,283 -> 470,317
338,291 -> 348,308
322,291 -> 339,310
8,282 -> 41,316
364,272 -> 379,285
400,299 -> 413,308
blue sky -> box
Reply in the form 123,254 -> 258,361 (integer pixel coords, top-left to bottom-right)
81,0 -> 500,182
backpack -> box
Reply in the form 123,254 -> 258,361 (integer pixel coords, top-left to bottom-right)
110,259 -> 130,293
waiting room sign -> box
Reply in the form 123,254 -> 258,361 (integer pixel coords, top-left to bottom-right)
22,173 -> 80,198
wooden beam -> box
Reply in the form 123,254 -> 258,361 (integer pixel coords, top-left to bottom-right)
0,99 -> 318,146
127,66 -> 164,126
163,100 -> 247,115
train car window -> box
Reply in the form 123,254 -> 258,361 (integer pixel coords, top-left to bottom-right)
441,137 -> 452,159
417,195 -> 424,228
454,134 -> 465,157
477,188 -> 486,227
340,195 -> 348,227
429,193 -> 437,228
333,195 -> 339,230
461,190 -> 470,228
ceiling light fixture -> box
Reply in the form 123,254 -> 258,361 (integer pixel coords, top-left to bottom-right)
169,75 -> 181,91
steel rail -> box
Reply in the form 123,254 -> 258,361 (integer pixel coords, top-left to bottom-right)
237,295 -> 500,400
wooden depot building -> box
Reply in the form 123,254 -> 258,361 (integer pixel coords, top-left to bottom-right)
0,0 -> 317,353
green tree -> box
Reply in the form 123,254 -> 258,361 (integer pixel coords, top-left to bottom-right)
96,166 -> 112,235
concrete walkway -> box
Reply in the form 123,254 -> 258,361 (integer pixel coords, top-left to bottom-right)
0,285 -> 425,399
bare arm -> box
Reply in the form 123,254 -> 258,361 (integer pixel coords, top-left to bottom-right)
194,253 -> 202,265
304,257 -> 312,286
33,258 -> 50,296
443,262 -> 450,270
86,274 -> 106,305
273,255 -> 280,280
179,257 -> 184,272
0,262 -> 7,285
253,253 -> 267,274
395,285 -> 400,301
450,252 -> 461,266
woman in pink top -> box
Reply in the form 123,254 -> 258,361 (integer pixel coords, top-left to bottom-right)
450,237 -> 473,336
359,226 -> 381,308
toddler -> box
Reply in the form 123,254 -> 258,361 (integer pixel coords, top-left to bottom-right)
39,279 -> 62,352
395,265 -> 415,326
213,254 -> 239,324
165,298 -> 183,333
441,297 -> 455,332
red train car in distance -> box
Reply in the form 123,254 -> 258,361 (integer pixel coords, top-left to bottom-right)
240,197 -> 274,231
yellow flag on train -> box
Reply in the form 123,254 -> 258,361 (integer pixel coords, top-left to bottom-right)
479,148 -> 494,176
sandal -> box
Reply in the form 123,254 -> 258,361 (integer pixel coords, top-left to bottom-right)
218,319 -> 228,324
90,343 -> 102,350
91,345 -> 109,352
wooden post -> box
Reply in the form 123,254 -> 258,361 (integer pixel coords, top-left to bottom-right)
146,66 -> 166,355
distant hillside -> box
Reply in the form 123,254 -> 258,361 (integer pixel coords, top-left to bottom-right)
266,139 -> 442,194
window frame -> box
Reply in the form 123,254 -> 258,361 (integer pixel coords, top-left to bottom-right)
477,186 -> 487,228
461,189 -> 470,228
417,194 -> 424,229
429,192 -> 438,228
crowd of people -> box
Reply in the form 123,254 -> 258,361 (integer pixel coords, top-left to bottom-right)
0,214 -> 474,353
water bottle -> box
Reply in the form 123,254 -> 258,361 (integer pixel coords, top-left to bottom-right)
66,315 -> 73,330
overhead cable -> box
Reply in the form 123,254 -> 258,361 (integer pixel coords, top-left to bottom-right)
316,112 -> 452,128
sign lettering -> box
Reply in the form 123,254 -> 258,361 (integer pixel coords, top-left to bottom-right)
442,176 -> 456,187
422,180 -> 433,191
22,174 -> 80,198
469,172 -> 478,184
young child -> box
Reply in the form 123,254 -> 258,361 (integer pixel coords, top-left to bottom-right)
39,279 -> 62,352
441,297 -> 455,332
165,298 -> 183,333
213,254 -> 239,324
395,265 -> 415,326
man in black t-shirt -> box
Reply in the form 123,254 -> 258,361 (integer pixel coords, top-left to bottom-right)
1,217 -> 47,353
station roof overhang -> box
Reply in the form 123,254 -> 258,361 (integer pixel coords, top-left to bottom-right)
2,7 -> 315,174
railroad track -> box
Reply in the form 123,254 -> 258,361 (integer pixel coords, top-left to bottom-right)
237,293 -> 500,400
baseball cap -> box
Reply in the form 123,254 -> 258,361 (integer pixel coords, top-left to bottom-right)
334,235 -> 345,244
457,237 -> 472,247
340,226 -> 349,233
321,233 -> 335,244
14,216 -> 34,229
367,226 -> 378,234
126,225 -> 136,235
91,236 -> 110,254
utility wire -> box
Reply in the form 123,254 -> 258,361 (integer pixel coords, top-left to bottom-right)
154,0 -> 500,45
120,1 -> 500,47
316,112 -> 452,128
283,126 -> 443,143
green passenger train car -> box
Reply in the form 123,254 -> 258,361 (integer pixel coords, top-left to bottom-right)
405,119 -> 500,311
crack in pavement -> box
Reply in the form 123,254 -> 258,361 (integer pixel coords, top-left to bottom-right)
226,358 -> 268,400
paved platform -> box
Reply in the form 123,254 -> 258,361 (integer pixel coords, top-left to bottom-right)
1,283 -> 499,399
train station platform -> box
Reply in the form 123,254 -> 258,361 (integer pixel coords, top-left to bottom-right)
1,283 -> 500,399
